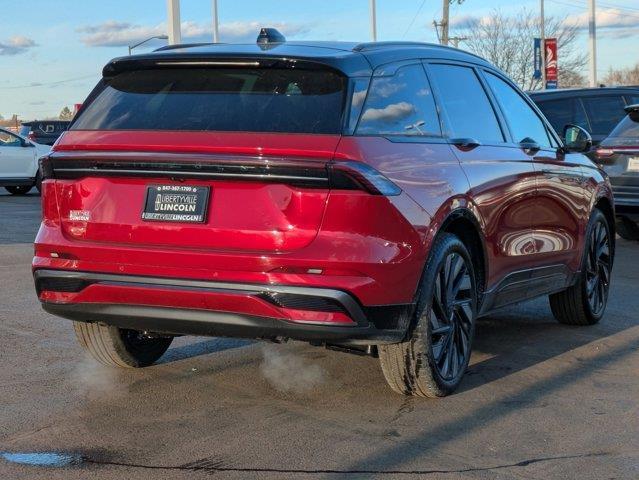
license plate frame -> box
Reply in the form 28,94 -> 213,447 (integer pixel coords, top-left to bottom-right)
627,157 -> 639,172
142,185 -> 210,223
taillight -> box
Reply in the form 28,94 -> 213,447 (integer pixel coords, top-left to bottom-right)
330,161 -> 401,196
41,180 -> 60,226
38,155 -> 53,180
27,131 -> 36,142
39,152 -> 402,196
595,148 -> 615,160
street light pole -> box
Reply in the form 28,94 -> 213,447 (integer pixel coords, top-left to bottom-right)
212,0 -> 219,43
370,0 -> 377,41
589,0 -> 597,87
167,0 -> 181,45
128,35 -> 169,55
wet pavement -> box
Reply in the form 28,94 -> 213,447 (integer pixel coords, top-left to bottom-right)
1,192 -> 638,479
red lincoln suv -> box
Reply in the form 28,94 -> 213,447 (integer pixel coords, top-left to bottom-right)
33,30 -> 615,397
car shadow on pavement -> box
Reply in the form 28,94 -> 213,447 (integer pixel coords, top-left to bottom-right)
342,316 -> 638,474
459,302 -> 620,393
157,337 -> 252,365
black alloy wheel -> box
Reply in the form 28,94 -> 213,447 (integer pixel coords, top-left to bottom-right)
429,252 -> 474,381
584,219 -> 611,317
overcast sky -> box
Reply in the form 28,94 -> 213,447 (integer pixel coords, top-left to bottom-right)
1,0 -> 638,120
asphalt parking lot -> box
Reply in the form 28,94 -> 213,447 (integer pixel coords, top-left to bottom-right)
0,191 -> 637,480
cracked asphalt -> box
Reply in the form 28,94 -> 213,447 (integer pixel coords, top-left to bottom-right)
1,192 -> 638,479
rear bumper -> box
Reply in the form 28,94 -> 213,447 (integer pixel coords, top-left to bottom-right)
34,269 -> 410,345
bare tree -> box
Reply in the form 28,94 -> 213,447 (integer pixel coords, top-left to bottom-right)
453,8 -> 587,90
603,63 -> 639,86
59,106 -> 73,121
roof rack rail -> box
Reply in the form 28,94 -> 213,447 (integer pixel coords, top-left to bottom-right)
352,41 -> 486,62
353,41 -> 437,52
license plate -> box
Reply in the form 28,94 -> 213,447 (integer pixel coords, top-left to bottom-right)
628,157 -> 639,172
142,185 -> 210,223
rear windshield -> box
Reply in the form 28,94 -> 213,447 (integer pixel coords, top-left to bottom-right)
605,112 -> 639,146
72,68 -> 347,134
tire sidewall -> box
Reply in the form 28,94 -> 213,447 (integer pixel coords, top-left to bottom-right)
579,209 -> 612,323
413,234 -> 478,393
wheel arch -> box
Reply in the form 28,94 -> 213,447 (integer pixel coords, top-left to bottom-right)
437,208 -> 488,299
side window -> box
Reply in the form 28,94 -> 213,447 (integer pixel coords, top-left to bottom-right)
0,131 -> 22,147
484,72 -> 552,147
356,64 -> 440,137
582,96 -> 626,136
347,78 -> 370,134
427,64 -> 504,143
625,95 -> 639,106
536,98 -> 590,135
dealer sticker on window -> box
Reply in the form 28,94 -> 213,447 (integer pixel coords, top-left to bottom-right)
142,185 -> 210,223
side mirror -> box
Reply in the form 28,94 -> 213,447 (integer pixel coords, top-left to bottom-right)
563,124 -> 592,153
21,138 -> 34,147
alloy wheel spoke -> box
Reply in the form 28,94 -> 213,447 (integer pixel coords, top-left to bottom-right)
432,279 -> 447,322
586,221 -> 610,315
445,254 -> 461,306
430,251 -> 476,381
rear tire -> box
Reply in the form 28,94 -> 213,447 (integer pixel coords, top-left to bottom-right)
616,216 -> 639,241
378,233 -> 477,397
73,321 -> 173,368
5,185 -> 32,195
549,209 -> 612,326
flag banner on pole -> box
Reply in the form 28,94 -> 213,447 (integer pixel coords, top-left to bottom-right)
545,38 -> 558,89
533,38 -> 542,80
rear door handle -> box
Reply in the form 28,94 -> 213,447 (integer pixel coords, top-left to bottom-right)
520,139 -> 541,154
450,138 -> 481,150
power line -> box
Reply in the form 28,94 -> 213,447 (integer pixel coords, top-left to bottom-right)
0,74 -> 96,90
402,0 -> 428,38
596,0 -> 639,13
547,0 -> 639,20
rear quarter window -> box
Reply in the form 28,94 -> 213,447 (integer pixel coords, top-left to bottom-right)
72,68 -> 347,134
355,63 -> 441,137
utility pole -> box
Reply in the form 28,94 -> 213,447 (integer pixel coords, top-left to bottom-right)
437,1 -> 465,46
166,0 -> 181,45
589,0 -> 597,87
441,0 -> 450,45
449,36 -> 467,48
212,0 -> 219,43
540,0 -> 546,88
370,0 -> 377,41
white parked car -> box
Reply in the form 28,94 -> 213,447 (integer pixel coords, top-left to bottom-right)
0,127 -> 50,195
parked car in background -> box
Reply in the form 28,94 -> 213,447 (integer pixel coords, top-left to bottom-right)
594,104 -> 639,240
19,120 -> 70,146
34,32 -> 615,397
530,87 -> 639,146
0,127 -> 50,194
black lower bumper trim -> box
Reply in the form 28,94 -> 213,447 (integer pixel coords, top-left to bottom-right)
34,269 -> 368,324
42,302 -> 405,345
